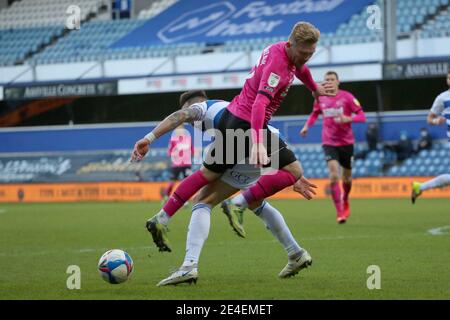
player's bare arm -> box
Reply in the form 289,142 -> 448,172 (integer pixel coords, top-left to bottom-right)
427,112 -> 446,126
300,124 -> 309,137
130,106 -> 202,162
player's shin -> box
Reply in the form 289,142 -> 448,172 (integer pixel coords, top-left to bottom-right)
330,182 -> 344,218
421,174 -> 450,191
183,203 -> 211,266
342,181 -> 352,202
162,170 -> 209,217
252,201 -> 302,257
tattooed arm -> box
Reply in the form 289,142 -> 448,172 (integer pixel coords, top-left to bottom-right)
151,105 -> 203,139
130,105 -> 204,162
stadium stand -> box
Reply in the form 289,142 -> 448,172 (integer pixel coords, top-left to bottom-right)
1,0 -> 450,67
0,0 -> 105,29
0,26 -> 64,66
137,0 -> 178,20
0,1 -> 449,181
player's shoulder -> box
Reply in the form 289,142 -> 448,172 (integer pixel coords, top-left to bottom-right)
204,99 -> 228,109
339,89 -> 354,98
261,42 -> 288,64
437,90 -> 450,100
340,90 -> 362,107
188,101 -> 207,109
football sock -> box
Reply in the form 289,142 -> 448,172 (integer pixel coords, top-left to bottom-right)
155,210 -> 170,225
242,170 -> 297,205
421,174 -> 450,191
231,193 -> 249,209
183,203 -> 211,266
330,182 -> 344,214
162,170 -> 209,217
342,181 -> 352,203
253,201 -> 302,257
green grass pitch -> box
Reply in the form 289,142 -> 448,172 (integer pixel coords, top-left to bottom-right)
0,198 -> 449,300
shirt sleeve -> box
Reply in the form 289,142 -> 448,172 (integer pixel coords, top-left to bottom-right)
346,93 -> 366,123
256,47 -> 288,101
346,92 -> 363,113
251,47 -> 285,143
295,64 -> 318,92
430,93 -> 444,116
188,102 -> 207,121
305,101 -> 322,127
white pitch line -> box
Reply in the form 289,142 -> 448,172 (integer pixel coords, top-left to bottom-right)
427,226 -> 450,236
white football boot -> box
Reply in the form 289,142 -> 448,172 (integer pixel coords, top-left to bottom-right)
279,250 -> 312,278
157,264 -> 198,286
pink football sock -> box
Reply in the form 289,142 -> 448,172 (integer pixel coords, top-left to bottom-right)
330,182 -> 344,215
243,170 -> 297,205
342,181 -> 352,203
162,170 -> 209,217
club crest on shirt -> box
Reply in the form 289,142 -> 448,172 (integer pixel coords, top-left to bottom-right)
268,72 -> 280,88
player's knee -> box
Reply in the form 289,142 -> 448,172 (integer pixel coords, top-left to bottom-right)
343,176 -> 352,184
192,193 -> 202,205
193,194 -> 214,207
248,199 -> 264,211
200,166 -> 221,182
193,188 -> 207,205
329,174 -> 340,183
283,161 -> 303,179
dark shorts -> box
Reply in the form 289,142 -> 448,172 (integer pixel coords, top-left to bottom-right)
170,166 -> 191,180
322,144 -> 354,169
203,109 -> 297,173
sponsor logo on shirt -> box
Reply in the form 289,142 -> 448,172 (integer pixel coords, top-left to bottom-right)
264,86 -> 274,93
268,72 -> 280,88
323,107 -> 343,118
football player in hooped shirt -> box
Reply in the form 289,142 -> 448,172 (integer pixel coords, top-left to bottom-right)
133,22 -> 334,253
301,71 -> 366,224
411,69 -> 450,204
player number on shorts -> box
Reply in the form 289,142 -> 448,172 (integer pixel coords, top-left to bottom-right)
66,265 -> 81,289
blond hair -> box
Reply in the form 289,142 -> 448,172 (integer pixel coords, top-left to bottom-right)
288,21 -> 320,46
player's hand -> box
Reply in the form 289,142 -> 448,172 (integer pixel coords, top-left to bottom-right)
293,176 -> 317,200
300,126 -> 308,137
334,114 -> 352,124
250,143 -> 269,167
435,117 -> 446,125
130,138 -> 149,162
314,82 -> 336,98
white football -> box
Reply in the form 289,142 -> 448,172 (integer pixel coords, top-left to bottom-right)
98,249 -> 134,284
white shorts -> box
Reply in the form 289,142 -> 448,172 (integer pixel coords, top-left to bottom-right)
220,163 -> 273,189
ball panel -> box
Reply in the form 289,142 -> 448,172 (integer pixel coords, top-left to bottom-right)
110,264 -> 129,284
97,249 -> 133,284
